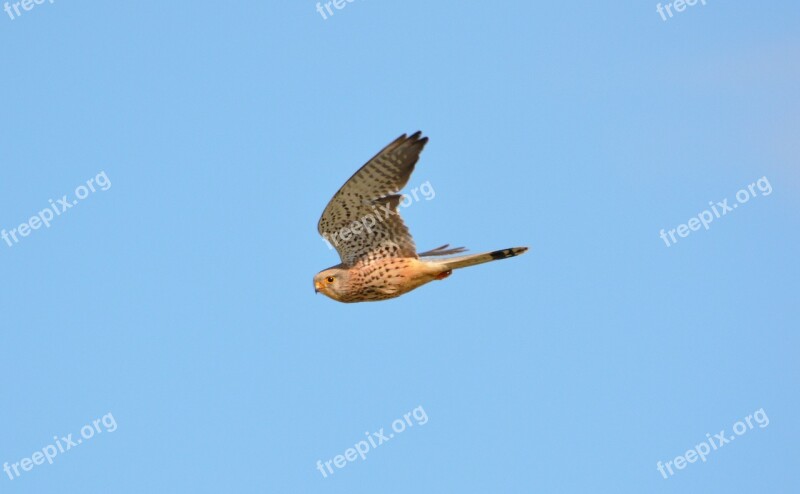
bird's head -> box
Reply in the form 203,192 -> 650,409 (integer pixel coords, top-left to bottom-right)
313,267 -> 351,302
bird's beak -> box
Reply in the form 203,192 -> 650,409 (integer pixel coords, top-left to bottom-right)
314,280 -> 323,293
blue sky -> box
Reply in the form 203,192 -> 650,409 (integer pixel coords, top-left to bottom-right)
1,1 -> 798,492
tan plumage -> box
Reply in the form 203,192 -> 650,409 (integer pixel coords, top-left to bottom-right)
314,131 -> 528,303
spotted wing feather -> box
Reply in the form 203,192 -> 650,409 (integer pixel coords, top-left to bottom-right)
318,132 -> 427,266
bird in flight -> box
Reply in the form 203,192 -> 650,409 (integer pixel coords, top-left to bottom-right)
314,131 -> 527,303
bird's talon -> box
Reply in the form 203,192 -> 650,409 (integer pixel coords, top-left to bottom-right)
435,270 -> 452,280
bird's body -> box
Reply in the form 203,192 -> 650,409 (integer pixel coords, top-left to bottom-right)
314,132 -> 527,303
318,257 -> 444,303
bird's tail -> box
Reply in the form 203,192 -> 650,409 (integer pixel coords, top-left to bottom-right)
441,247 -> 528,271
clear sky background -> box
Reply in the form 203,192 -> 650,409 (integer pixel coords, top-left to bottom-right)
1,1 -> 798,493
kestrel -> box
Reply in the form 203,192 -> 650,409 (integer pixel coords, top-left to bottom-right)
314,131 -> 527,303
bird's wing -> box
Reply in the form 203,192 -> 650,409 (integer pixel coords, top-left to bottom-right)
418,244 -> 467,257
318,132 -> 427,266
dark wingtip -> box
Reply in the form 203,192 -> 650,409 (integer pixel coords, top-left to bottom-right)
408,130 -> 428,146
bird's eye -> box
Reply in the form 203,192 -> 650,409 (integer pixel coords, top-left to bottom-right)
326,276 -> 335,283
